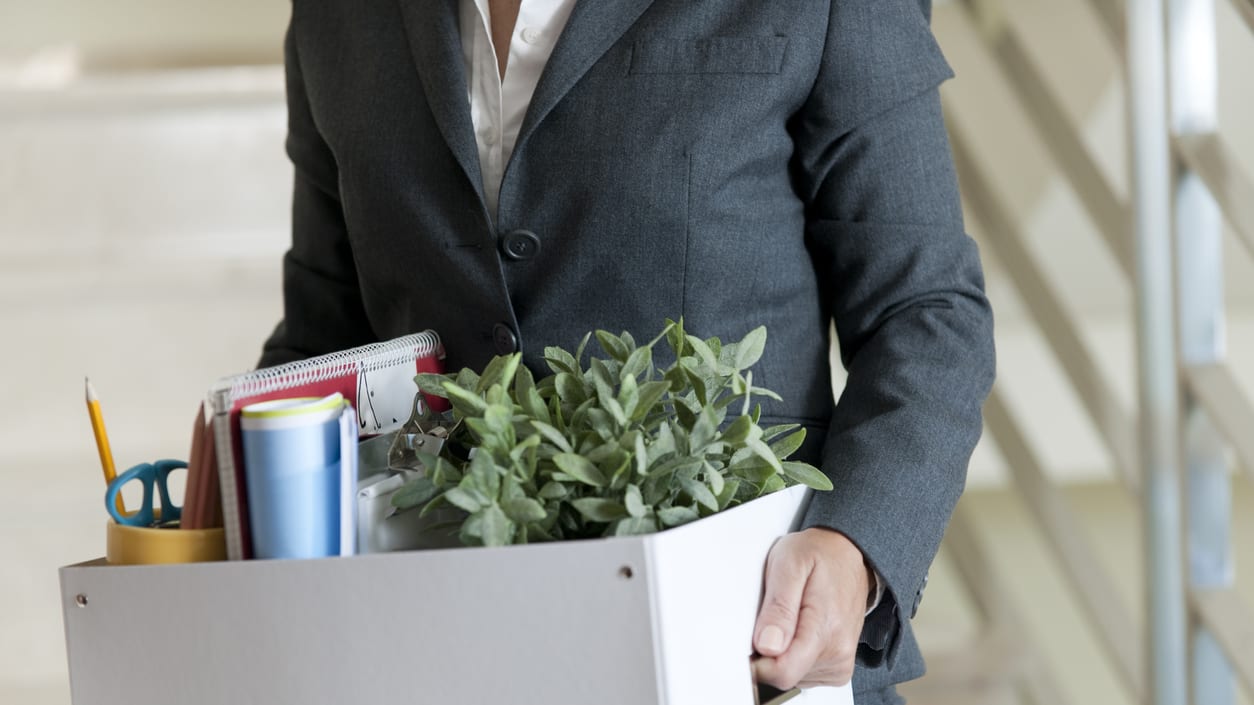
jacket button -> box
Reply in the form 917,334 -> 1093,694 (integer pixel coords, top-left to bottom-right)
500,229 -> 540,260
493,323 -> 519,354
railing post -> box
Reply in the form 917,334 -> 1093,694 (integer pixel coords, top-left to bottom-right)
1167,0 -> 1236,703
1127,0 -> 1188,704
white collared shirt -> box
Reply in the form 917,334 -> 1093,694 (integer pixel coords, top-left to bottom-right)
459,0 -> 578,221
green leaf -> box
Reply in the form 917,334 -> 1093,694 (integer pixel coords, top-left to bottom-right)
544,346 -> 579,375
515,365 -> 551,425
721,414 -> 753,444
625,484 -> 646,518
631,381 -> 671,422
480,504 -> 512,546
476,353 -> 521,395
761,475 -> 786,493
734,326 -> 768,371
613,516 -> 658,536
538,481 -> 568,499
652,421 -> 677,459
705,463 -> 726,496
530,420 -> 574,453
680,478 -> 719,512
603,396 -> 628,428
647,455 -> 702,480
705,336 -> 723,359
418,492 -> 451,518
571,497 -> 628,522
608,452 -> 632,490
444,487 -> 483,513
634,432 -> 649,476
646,321 -> 676,350
391,476 -> 439,510
595,330 -> 631,362
748,384 -> 783,403
468,451 -> 501,497
685,335 -> 719,371
716,477 -> 741,508
681,361 -> 709,406
770,428 -> 807,460
618,372 -> 640,417
573,332 -> 592,371
453,367 -> 481,392
482,404 -> 515,437
689,407 -> 718,452
781,461 -> 834,491
555,372 -> 587,405
746,437 -> 784,472
413,373 -> 453,398
585,408 -> 616,440
507,433 -> 542,464
621,345 -> 652,381
553,453 -> 608,487
673,396 -> 698,430
728,457 -> 777,483
442,381 -> 487,417
665,317 -> 686,356
657,505 -> 699,527
761,423 -> 801,443
502,497 -> 548,523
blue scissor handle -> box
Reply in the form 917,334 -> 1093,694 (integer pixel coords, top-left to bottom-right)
105,459 -> 186,527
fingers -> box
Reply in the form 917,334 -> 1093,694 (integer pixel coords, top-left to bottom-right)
753,529 -> 869,690
753,603 -> 828,689
753,536 -> 812,658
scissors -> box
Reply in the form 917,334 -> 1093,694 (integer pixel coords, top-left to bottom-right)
105,459 -> 186,527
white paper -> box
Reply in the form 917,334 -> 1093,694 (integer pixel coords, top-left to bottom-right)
339,403 -> 359,556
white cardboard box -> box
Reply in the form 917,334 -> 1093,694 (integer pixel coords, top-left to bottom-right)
60,485 -> 853,705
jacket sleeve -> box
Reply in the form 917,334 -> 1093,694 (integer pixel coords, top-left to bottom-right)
791,0 -> 996,669
259,10 -> 378,368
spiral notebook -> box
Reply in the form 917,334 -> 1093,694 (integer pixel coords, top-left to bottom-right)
209,332 -> 446,560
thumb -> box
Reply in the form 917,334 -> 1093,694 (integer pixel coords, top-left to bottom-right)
754,539 -> 810,657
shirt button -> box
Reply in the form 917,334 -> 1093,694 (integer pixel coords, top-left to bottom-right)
521,27 -> 543,45
493,323 -> 519,355
500,229 -> 541,261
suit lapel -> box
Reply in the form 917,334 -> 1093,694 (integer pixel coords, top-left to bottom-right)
397,0 -> 486,207
513,0 -> 657,158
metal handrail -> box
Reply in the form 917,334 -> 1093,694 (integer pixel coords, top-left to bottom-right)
1184,364 -> 1254,484
1174,133 -> 1254,258
941,1 -> 1254,703
1190,588 -> 1254,692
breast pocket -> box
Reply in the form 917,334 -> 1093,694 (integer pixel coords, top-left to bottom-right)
628,36 -> 788,75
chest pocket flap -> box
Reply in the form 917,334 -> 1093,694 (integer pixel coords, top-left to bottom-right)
629,36 -> 788,75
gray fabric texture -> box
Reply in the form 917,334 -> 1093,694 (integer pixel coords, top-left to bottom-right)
263,0 -> 996,695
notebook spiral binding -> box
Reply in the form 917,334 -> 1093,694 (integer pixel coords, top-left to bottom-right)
210,331 -> 443,412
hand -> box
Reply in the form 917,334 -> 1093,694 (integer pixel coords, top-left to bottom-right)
752,528 -> 872,689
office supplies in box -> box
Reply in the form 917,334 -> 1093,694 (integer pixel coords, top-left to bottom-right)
208,331 -> 445,559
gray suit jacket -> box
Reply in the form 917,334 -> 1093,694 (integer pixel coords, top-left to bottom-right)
263,0 -> 995,698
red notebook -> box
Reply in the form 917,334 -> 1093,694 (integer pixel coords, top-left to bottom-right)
208,332 -> 446,560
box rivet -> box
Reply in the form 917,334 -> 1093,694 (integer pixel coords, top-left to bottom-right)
75,594 -> 88,608
618,566 -> 634,580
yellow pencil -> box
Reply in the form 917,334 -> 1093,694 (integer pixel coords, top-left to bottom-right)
86,378 -> 125,515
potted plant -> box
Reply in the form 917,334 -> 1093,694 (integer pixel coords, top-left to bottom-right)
392,319 -> 832,546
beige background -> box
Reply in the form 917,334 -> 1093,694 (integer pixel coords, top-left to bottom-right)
2,0 -> 1252,703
